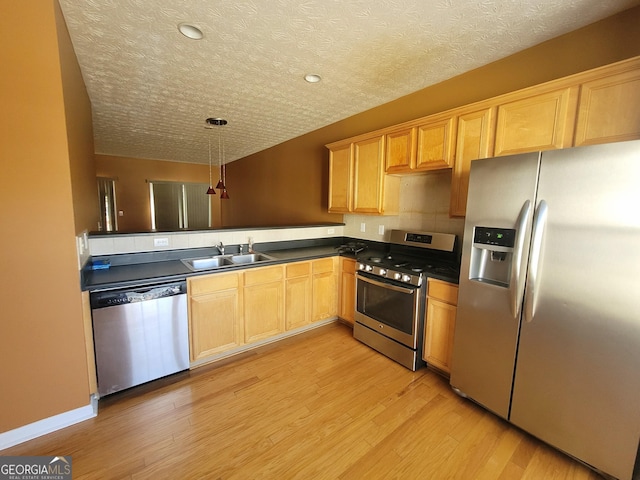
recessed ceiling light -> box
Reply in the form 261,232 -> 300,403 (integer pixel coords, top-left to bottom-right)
304,74 -> 322,83
178,23 -> 203,40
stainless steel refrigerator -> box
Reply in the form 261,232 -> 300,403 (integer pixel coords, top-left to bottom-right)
450,140 -> 640,480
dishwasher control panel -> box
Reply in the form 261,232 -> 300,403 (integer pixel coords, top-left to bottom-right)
90,282 -> 186,308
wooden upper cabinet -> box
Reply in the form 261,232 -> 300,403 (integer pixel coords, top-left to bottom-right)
494,87 -> 579,156
328,143 -> 353,213
353,136 -> 386,213
327,57 -> 640,218
385,127 -> 417,173
574,68 -> 640,146
416,115 -> 456,171
450,107 -> 496,217
328,135 -> 399,215
385,116 -> 455,174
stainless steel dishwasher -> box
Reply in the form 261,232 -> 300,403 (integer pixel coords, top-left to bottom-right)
90,281 -> 189,396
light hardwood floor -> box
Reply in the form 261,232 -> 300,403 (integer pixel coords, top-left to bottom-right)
2,323 -> 601,479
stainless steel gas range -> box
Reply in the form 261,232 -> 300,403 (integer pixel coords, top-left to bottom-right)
354,230 -> 459,371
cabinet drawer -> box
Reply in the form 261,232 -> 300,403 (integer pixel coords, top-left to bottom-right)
188,272 -> 240,296
286,261 -> 311,278
312,257 -> 335,274
244,265 -> 283,286
427,279 -> 458,305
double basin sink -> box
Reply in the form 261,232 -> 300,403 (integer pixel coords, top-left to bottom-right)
181,253 -> 276,272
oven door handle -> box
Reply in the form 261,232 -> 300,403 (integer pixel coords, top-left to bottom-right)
357,274 -> 416,294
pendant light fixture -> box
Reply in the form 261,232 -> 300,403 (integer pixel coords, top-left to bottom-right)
205,125 -> 216,195
206,117 -> 230,199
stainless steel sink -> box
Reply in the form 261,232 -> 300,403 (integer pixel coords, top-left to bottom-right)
230,253 -> 274,264
181,252 -> 276,271
181,255 -> 233,271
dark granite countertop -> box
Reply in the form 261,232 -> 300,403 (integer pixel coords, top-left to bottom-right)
82,236 -> 459,292
82,238 -> 360,291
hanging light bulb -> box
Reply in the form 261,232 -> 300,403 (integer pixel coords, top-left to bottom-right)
205,130 -> 216,195
220,160 -> 229,199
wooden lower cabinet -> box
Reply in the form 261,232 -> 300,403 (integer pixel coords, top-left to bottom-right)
285,261 -> 312,330
339,257 -> 356,325
243,265 -> 284,343
423,279 -> 459,375
189,257 -> 342,365
188,272 -> 243,362
312,257 -> 338,322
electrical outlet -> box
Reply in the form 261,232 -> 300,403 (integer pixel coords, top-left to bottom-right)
327,228 -> 335,234
360,223 -> 366,232
154,237 -> 169,247
378,225 -> 385,235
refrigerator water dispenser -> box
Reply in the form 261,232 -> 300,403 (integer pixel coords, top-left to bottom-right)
469,226 -> 516,287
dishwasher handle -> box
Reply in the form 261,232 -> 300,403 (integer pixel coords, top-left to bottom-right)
90,281 -> 186,309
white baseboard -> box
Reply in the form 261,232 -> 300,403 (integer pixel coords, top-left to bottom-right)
0,395 -> 98,450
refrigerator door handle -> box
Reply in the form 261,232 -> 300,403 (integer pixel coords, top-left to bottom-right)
524,200 -> 548,323
510,200 -> 531,319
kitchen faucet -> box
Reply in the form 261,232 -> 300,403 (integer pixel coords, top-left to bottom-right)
217,241 -> 224,255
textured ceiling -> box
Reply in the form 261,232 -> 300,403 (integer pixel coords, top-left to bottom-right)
59,0 -> 638,165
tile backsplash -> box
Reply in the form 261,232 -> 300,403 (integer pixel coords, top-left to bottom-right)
343,170 -> 465,241
88,225 -> 345,256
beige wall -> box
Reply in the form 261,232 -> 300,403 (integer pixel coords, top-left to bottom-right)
56,2 -> 100,234
225,5 -> 640,227
95,155 -> 222,231
0,0 -> 91,433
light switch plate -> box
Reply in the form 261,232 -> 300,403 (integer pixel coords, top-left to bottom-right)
360,223 -> 366,232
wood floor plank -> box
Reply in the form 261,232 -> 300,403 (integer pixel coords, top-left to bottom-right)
0,323 -> 603,479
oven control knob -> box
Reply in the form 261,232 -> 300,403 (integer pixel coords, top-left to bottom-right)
365,265 -> 373,272
393,272 -> 402,281
358,263 -> 365,270
401,274 -> 411,283
379,268 -> 387,276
